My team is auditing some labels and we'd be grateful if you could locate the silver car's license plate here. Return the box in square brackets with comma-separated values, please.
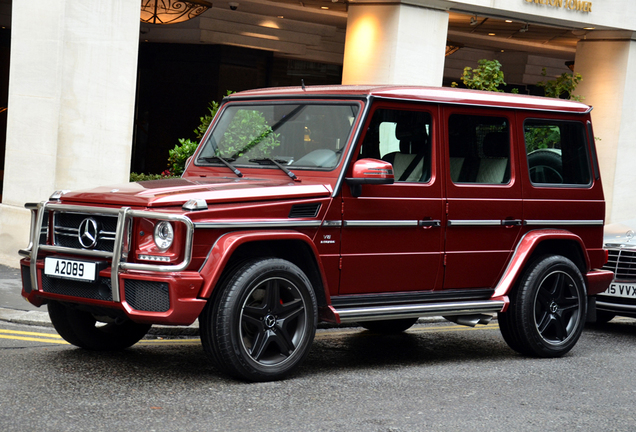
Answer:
[44, 257, 97, 282]
[602, 282, 636, 299]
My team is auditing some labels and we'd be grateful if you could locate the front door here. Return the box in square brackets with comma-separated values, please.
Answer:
[339, 103, 444, 295]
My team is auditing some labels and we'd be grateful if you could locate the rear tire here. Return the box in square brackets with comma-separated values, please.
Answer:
[498, 255, 586, 357]
[360, 318, 418, 333]
[48, 301, 151, 350]
[200, 258, 317, 382]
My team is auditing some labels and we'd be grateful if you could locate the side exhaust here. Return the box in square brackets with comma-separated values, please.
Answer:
[443, 314, 493, 327]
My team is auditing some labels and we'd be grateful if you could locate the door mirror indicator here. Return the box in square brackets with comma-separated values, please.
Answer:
[345, 159, 395, 197]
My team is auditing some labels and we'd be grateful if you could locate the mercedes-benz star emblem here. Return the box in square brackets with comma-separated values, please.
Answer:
[78, 218, 99, 249]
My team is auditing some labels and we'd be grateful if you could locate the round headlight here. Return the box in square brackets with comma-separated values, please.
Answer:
[154, 221, 174, 251]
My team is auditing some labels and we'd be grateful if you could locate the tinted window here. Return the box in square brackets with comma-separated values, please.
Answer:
[359, 109, 432, 182]
[524, 120, 591, 186]
[448, 115, 510, 184]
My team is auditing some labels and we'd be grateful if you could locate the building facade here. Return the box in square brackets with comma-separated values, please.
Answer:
[0, 0, 635, 266]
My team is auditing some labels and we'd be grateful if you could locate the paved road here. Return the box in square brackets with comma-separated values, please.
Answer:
[1, 317, 636, 431]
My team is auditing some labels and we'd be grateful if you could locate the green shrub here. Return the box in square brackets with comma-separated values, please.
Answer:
[167, 138, 199, 176]
[217, 110, 280, 159]
[537, 68, 583, 101]
[453, 59, 506, 92]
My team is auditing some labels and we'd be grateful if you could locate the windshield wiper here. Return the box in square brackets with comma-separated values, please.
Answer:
[200, 156, 243, 178]
[249, 158, 300, 182]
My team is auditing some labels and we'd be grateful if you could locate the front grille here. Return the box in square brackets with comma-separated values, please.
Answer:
[53, 212, 118, 252]
[41, 274, 113, 301]
[603, 249, 636, 281]
[124, 280, 170, 312]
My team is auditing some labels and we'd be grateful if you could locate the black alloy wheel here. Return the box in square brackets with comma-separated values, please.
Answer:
[498, 255, 586, 357]
[200, 258, 317, 382]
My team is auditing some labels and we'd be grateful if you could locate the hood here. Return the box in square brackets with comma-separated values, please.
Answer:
[59, 177, 332, 208]
[604, 219, 636, 248]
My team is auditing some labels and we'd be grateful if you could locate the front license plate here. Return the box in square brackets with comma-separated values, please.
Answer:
[44, 257, 97, 282]
[602, 282, 636, 299]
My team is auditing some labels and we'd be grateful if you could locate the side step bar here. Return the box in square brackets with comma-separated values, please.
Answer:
[331, 300, 505, 324]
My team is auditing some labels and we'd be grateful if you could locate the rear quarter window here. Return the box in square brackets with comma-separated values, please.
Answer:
[524, 119, 591, 187]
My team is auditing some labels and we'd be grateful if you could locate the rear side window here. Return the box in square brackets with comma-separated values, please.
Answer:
[524, 120, 591, 186]
[448, 114, 510, 184]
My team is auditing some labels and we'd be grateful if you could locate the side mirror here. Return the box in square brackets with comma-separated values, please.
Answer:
[345, 158, 394, 197]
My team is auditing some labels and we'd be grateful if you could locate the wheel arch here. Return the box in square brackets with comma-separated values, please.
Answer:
[198, 231, 330, 308]
[493, 229, 590, 301]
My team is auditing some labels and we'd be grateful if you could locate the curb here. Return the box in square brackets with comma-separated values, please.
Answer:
[0, 307, 448, 336]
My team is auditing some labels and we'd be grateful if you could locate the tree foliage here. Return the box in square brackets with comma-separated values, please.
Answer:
[537, 68, 583, 101]
[454, 59, 507, 92]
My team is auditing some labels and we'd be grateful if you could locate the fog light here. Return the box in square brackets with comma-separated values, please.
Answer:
[154, 221, 174, 251]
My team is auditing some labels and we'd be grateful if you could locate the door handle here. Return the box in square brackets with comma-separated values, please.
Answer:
[501, 219, 523, 227]
[419, 220, 441, 228]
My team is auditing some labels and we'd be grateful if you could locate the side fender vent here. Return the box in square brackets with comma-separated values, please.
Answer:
[289, 203, 321, 218]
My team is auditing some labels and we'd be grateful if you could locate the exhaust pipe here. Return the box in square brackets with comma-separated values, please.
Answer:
[443, 314, 493, 327]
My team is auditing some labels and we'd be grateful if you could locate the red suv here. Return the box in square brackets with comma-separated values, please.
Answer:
[19, 86, 613, 381]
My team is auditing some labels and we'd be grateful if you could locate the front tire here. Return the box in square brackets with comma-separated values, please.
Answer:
[498, 255, 586, 357]
[200, 258, 317, 382]
[48, 301, 151, 350]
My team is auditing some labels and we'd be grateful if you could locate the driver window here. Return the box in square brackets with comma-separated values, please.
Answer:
[359, 109, 432, 182]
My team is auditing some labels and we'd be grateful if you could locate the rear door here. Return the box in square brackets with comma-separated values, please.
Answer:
[442, 107, 523, 291]
[339, 102, 444, 295]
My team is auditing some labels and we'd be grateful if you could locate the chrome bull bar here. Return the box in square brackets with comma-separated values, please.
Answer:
[19, 202, 194, 302]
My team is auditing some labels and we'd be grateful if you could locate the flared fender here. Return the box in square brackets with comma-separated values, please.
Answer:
[197, 230, 331, 300]
[492, 229, 592, 303]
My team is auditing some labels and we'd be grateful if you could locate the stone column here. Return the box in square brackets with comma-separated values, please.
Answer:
[0, 0, 140, 266]
[342, 3, 449, 86]
[574, 34, 636, 223]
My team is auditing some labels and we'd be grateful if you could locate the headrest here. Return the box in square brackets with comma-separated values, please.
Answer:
[395, 116, 428, 154]
[482, 132, 509, 158]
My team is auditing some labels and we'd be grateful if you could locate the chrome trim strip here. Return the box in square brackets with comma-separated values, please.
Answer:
[344, 220, 420, 227]
[448, 220, 501, 227]
[194, 220, 322, 229]
[596, 301, 636, 312]
[334, 300, 505, 323]
[322, 220, 342, 227]
[525, 220, 604, 226]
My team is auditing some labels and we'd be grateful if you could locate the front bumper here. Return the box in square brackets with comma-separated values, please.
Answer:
[19, 202, 206, 325]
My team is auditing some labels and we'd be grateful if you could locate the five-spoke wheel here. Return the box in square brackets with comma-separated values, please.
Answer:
[498, 255, 586, 357]
[200, 258, 317, 382]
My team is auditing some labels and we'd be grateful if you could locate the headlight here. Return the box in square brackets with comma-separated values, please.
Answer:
[154, 221, 174, 251]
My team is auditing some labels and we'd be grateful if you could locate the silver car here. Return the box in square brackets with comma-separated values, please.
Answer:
[599, 219, 636, 322]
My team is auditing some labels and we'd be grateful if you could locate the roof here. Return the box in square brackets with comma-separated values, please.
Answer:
[228, 85, 591, 114]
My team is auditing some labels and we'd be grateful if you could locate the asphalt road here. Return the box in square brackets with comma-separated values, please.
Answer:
[1, 318, 636, 432]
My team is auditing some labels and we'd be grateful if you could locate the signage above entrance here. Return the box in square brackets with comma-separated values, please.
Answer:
[524, 0, 592, 13]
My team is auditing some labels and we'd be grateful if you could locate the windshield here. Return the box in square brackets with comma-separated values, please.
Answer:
[196, 102, 360, 170]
